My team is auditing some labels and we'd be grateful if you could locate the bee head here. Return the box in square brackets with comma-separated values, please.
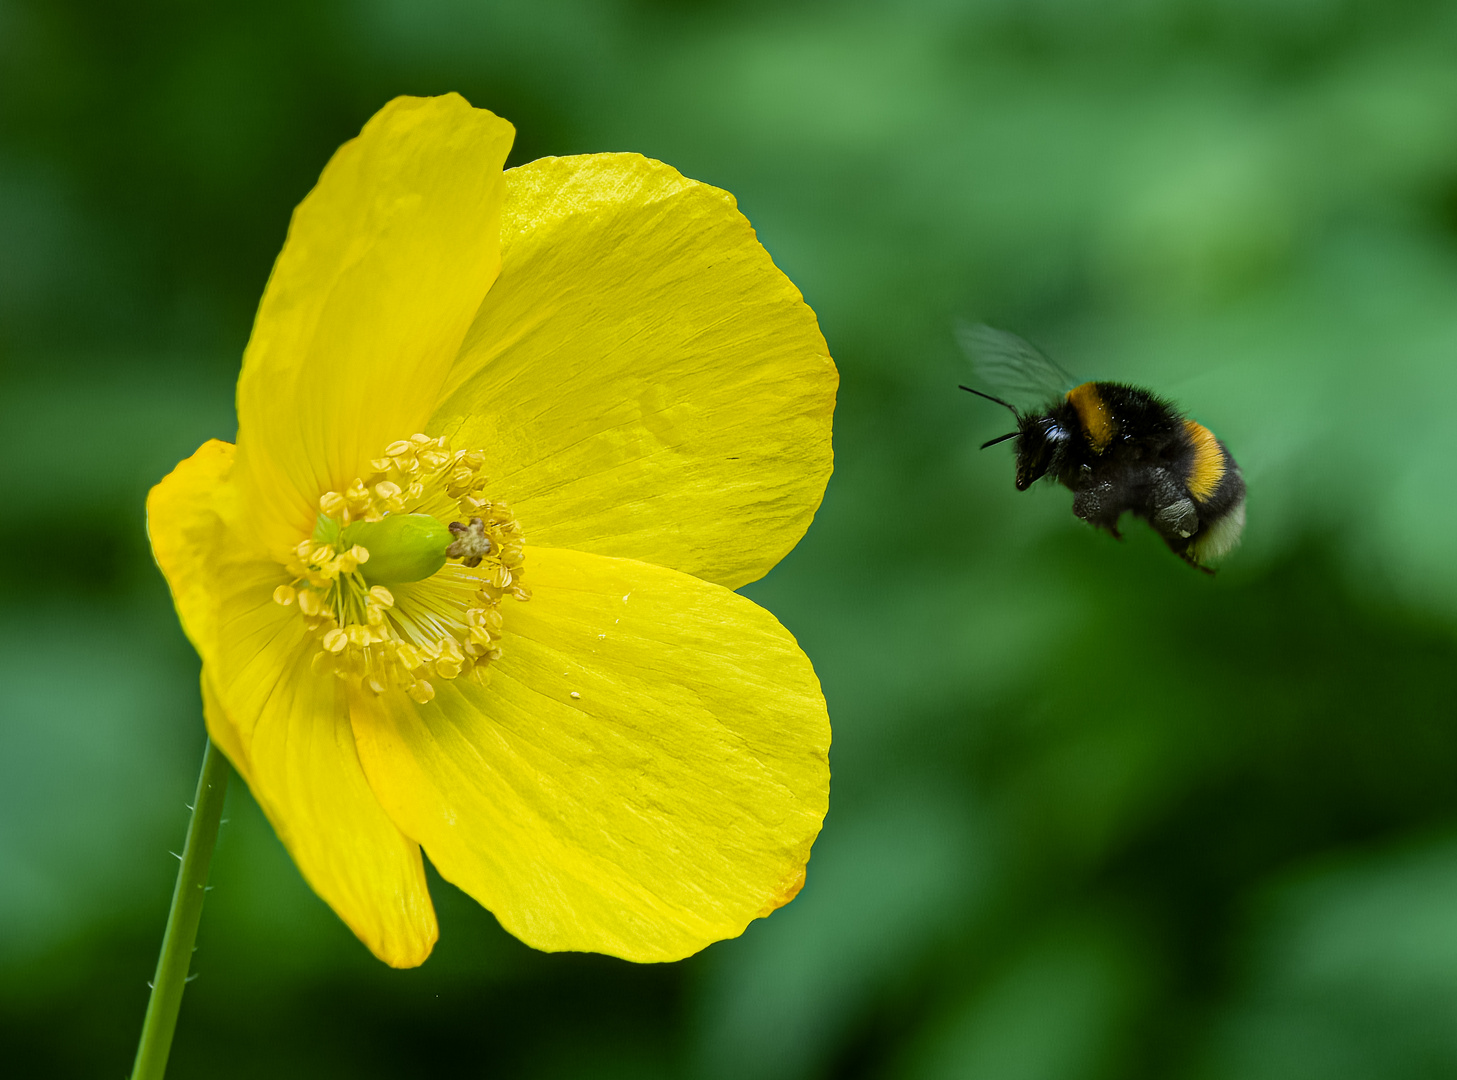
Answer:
[962, 385, 1067, 491]
[1013, 415, 1067, 491]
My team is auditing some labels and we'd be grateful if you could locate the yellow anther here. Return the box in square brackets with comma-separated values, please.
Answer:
[466, 607, 504, 631]
[288, 433, 533, 695]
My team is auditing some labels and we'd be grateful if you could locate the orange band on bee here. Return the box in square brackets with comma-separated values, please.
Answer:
[1184, 420, 1226, 500]
[1067, 382, 1116, 452]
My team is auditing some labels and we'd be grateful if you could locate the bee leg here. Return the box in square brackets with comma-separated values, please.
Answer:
[1152, 496, 1199, 544]
[1183, 551, 1217, 576]
[1072, 480, 1125, 539]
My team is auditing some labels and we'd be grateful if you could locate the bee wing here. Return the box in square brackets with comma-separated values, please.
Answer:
[957, 322, 1079, 410]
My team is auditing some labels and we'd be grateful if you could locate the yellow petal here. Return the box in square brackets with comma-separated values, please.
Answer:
[147, 439, 261, 778]
[200, 669, 253, 788]
[350, 546, 831, 962]
[213, 629, 439, 967]
[148, 443, 438, 966]
[146, 439, 239, 654]
[429, 154, 837, 590]
[234, 94, 515, 557]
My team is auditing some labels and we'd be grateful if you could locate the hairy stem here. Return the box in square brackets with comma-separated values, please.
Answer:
[130, 738, 230, 1080]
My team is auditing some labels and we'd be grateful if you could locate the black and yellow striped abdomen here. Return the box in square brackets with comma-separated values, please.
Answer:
[1183, 420, 1227, 502]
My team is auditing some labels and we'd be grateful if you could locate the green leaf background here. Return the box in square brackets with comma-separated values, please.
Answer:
[7, 0, 1457, 1075]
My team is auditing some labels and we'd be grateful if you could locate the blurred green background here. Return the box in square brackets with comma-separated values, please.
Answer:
[7, 0, 1457, 1076]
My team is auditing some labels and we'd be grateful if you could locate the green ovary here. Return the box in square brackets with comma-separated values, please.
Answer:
[343, 514, 453, 584]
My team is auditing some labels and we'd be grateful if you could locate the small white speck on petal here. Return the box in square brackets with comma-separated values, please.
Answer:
[570, 691, 581, 700]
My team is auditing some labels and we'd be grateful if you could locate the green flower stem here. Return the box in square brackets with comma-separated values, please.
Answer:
[130, 738, 230, 1080]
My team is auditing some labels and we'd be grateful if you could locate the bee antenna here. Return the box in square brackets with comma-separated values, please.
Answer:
[980, 431, 1020, 449]
[959, 385, 1019, 416]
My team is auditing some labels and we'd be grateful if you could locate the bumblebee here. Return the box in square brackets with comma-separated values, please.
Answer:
[959, 324, 1245, 571]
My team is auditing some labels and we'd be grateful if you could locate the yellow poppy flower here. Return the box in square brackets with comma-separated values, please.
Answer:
[145, 94, 836, 967]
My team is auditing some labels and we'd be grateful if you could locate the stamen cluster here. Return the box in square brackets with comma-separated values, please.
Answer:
[271, 433, 528, 703]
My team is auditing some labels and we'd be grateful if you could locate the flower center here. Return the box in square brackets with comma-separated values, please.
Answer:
[271, 432, 527, 703]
